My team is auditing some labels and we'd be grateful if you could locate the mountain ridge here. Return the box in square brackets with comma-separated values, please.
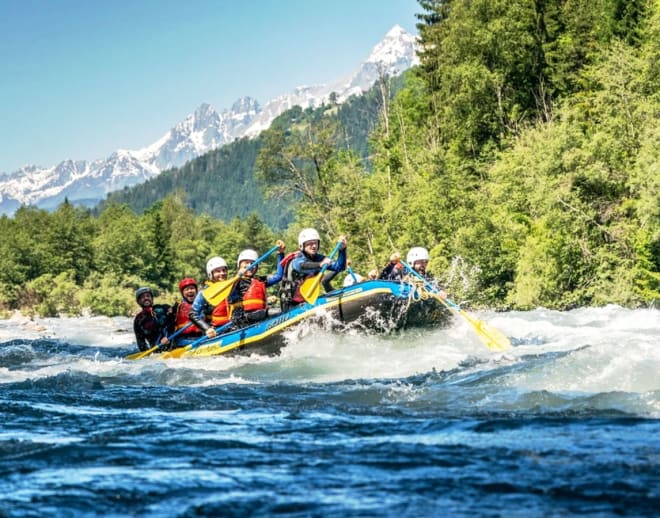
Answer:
[0, 25, 419, 215]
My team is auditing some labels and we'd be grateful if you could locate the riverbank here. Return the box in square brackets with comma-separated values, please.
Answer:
[0, 310, 133, 347]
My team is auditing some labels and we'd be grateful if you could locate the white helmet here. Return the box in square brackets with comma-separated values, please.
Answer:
[406, 247, 430, 264]
[237, 248, 259, 267]
[206, 256, 228, 278]
[298, 228, 321, 249]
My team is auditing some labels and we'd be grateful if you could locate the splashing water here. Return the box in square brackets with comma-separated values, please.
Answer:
[1, 307, 658, 516]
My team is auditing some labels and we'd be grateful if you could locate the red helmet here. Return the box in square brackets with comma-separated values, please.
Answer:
[178, 277, 197, 293]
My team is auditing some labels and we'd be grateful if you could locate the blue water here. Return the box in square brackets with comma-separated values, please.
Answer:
[1, 307, 659, 517]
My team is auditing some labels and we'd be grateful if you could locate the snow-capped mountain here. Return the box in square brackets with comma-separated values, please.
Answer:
[244, 25, 419, 136]
[0, 99, 262, 212]
[135, 98, 261, 170]
[0, 25, 419, 214]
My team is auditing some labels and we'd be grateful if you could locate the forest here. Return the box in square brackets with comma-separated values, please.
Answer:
[0, 0, 657, 317]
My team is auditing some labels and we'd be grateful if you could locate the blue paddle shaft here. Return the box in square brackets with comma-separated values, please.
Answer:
[319, 241, 342, 275]
[165, 321, 193, 342]
[189, 321, 233, 349]
[246, 245, 280, 272]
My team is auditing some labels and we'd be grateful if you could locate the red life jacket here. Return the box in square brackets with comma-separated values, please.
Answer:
[174, 300, 198, 335]
[292, 284, 305, 304]
[281, 251, 313, 304]
[211, 299, 230, 326]
[241, 278, 267, 312]
[280, 251, 298, 268]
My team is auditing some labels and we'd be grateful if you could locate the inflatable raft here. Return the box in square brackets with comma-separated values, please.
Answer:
[161, 279, 451, 359]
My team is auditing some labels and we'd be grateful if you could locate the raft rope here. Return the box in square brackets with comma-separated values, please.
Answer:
[405, 277, 434, 304]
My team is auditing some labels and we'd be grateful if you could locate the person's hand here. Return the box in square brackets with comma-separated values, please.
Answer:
[368, 269, 378, 280]
[347, 259, 353, 266]
[276, 239, 286, 253]
[160, 336, 170, 346]
[267, 295, 277, 305]
[206, 327, 217, 339]
[337, 235, 347, 250]
[320, 257, 332, 267]
[437, 289, 447, 300]
[389, 252, 401, 264]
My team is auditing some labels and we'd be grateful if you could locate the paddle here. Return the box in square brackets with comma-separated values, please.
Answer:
[300, 241, 343, 304]
[125, 322, 194, 360]
[202, 245, 280, 306]
[163, 321, 234, 359]
[347, 260, 359, 283]
[401, 260, 511, 352]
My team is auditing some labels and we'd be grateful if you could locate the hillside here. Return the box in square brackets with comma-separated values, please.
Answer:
[100, 75, 405, 228]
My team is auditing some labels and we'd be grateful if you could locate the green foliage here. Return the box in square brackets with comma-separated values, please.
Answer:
[0, 217, 28, 308]
[79, 273, 139, 317]
[141, 204, 176, 289]
[102, 137, 292, 230]
[1, 0, 658, 316]
[417, 0, 550, 161]
[94, 203, 149, 279]
[256, 114, 344, 226]
[22, 271, 81, 317]
[329, 0, 658, 309]
[0, 195, 285, 316]
[630, 228, 660, 302]
[45, 201, 96, 283]
[485, 22, 659, 308]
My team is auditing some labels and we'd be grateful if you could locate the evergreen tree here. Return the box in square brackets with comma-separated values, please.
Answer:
[94, 203, 150, 280]
[45, 200, 96, 284]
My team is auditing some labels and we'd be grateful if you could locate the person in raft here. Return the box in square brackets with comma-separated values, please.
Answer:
[188, 256, 231, 339]
[378, 247, 432, 281]
[278, 228, 347, 312]
[166, 277, 203, 349]
[227, 241, 286, 328]
[133, 287, 171, 352]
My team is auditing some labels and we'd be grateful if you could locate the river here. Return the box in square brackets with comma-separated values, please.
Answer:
[1, 306, 658, 516]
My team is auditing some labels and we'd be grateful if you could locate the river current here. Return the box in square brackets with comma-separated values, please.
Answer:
[1, 306, 658, 517]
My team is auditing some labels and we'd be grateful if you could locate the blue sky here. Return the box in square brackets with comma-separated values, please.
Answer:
[0, 0, 420, 173]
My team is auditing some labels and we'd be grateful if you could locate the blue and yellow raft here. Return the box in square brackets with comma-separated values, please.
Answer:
[161, 279, 451, 359]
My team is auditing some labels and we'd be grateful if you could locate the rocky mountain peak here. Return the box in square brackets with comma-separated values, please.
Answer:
[0, 26, 419, 215]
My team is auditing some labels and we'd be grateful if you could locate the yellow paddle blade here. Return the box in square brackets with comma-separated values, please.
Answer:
[161, 345, 191, 359]
[202, 276, 237, 306]
[125, 345, 159, 361]
[299, 273, 323, 304]
[430, 293, 510, 352]
[458, 309, 511, 351]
